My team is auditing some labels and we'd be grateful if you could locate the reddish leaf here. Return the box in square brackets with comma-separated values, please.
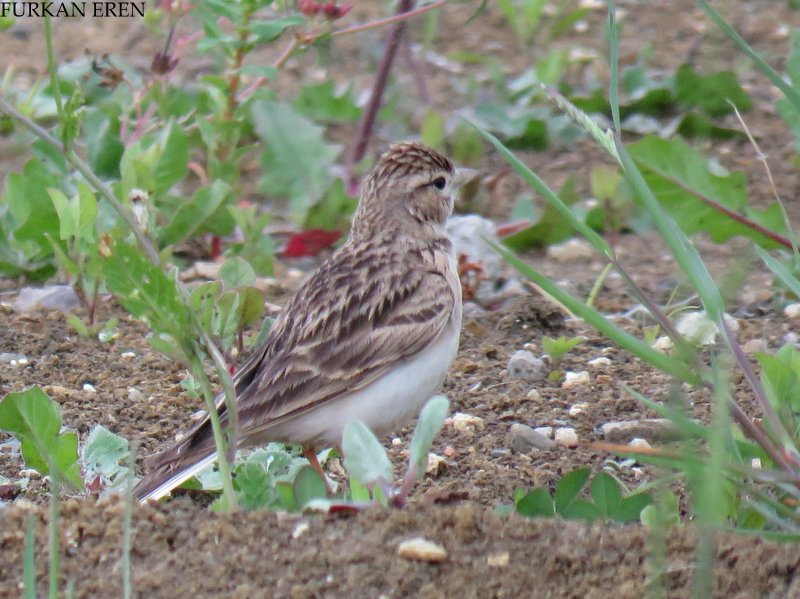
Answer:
[209, 235, 223, 260]
[282, 229, 342, 258]
[496, 221, 532, 238]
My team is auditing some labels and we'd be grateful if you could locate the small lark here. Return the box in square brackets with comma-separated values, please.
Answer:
[134, 142, 471, 502]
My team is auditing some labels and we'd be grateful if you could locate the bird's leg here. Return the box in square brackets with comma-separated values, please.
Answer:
[303, 446, 334, 496]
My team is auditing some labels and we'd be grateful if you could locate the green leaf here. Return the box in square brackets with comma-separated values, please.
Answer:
[612, 492, 652, 523]
[84, 107, 124, 179]
[233, 462, 274, 510]
[212, 290, 242, 351]
[219, 256, 256, 289]
[248, 14, 304, 43]
[189, 281, 222, 332]
[628, 136, 788, 248]
[756, 344, 800, 411]
[3, 159, 62, 253]
[554, 467, 591, 514]
[0, 387, 82, 488]
[515, 488, 555, 518]
[252, 100, 341, 223]
[675, 64, 753, 117]
[82, 425, 130, 482]
[408, 396, 449, 475]
[47, 184, 97, 242]
[158, 180, 231, 247]
[236, 287, 265, 328]
[589, 472, 622, 518]
[153, 121, 189, 195]
[101, 240, 191, 340]
[342, 419, 393, 487]
[293, 465, 328, 508]
[502, 176, 581, 249]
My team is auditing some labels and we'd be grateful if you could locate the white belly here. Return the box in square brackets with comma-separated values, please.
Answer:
[271, 313, 461, 448]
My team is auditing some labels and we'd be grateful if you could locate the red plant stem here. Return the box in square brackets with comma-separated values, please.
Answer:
[644, 163, 794, 250]
[330, 0, 446, 39]
[401, 34, 430, 105]
[346, 0, 415, 190]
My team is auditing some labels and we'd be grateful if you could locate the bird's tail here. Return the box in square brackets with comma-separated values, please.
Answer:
[133, 446, 218, 503]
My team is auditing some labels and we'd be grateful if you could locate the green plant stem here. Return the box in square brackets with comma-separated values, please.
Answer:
[190, 355, 238, 510]
[586, 261, 613, 307]
[48, 475, 60, 599]
[43, 16, 65, 146]
[606, 0, 620, 134]
[23, 514, 36, 599]
[122, 443, 137, 599]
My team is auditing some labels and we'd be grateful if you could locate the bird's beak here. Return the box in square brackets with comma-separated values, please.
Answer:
[453, 167, 480, 188]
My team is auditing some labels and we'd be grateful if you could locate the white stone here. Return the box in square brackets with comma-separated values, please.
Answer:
[397, 538, 447, 562]
[568, 402, 589, 416]
[588, 356, 611, 368]
[562, 371, 590, 388]
[526, 389, 541, 400]
[554, 427, 579, 447]
[784, 303, 800, 319]
[546, 238, 594, 262]
[507, 350, 546, 381]
[83, 383, 97, 394]
[652, 336, 673, 352]
[128, 388, 145, 402]
[120, 351, 136, 359]
[450, 412, 485, 433]
[628, 438, 651, 449]
[487, 552, 510, 567]
[533, 426, 553, 438]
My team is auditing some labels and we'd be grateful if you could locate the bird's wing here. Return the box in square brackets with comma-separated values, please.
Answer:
[149, 240, 456, 461]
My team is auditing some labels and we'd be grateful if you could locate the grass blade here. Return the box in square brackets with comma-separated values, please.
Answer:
[488, 239, 699, 384]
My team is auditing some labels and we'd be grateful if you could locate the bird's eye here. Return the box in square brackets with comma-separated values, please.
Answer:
[431, 176, 447, 191]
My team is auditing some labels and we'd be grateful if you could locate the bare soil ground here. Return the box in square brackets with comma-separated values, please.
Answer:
[2, 1, 800, 597]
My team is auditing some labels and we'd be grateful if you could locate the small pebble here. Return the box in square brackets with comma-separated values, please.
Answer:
[562, 371, 590, 389]
[291, 522, 310, 539]
[588, 356, 611, 368]
[468, 382, 483, 393]
[547, 238, 594, 261]
[507, 350, 546, 381]
[751, 458, 762, 469]
[426, 453, 448, 476]
[128, 388, 145, 402]
[784, 303, 800, 319]
[450, 412, 485, 433]
[83, 383, 97, 394]
[19, 469, 41, 479]
[120, 351, 136, 359]
[629, 438, 651, 449]
[487, 552, 510, 567]
[651, 336, 673, 352]
[741, 339, 765, 354]
[508, 423, 556, 452]
[391, 437, 402, 446]
[554, 427, 579, 447]
[397, 538, 447, 563]
[526, 389, 541, 400]
[568, 402, 588, 416]
[533, 426, 552, 438]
